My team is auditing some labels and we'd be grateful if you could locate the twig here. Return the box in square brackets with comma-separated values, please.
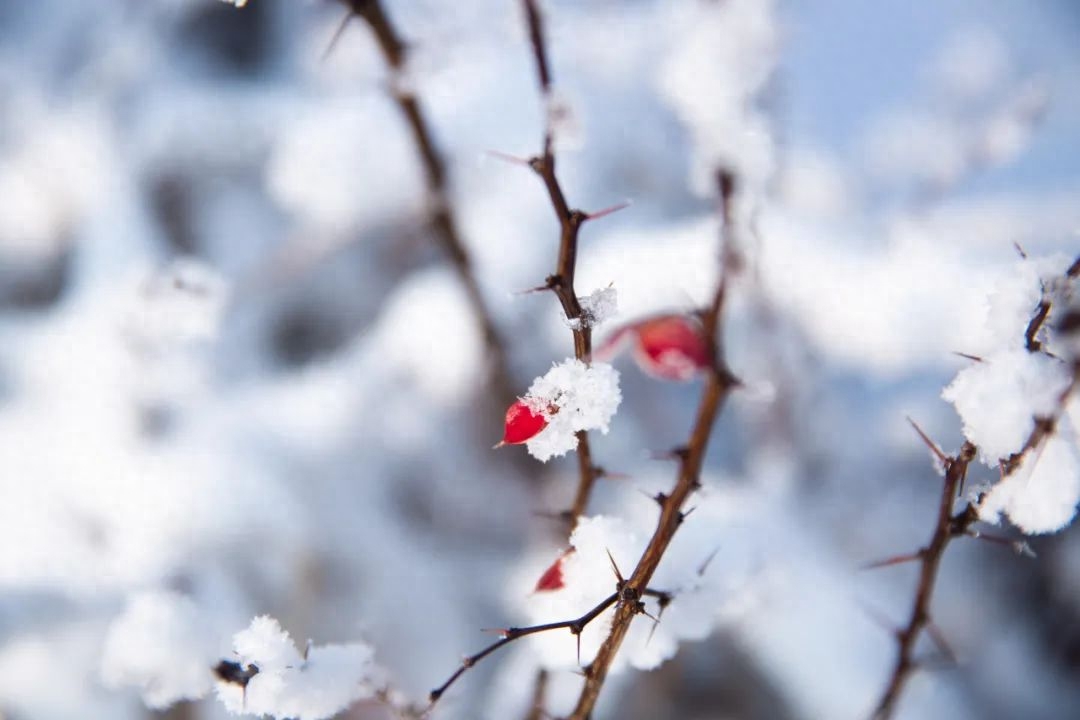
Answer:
[427, 592, 618, 706]
[869, 440, 976, 720]
[523, 669, 550, 720]
[518, 0, 607, 530]
[564, 170, 742, 720]
[340, 0, 516, 409]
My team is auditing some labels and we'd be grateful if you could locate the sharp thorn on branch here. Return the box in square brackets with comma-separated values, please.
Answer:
[906, 417, 948, 465]
[861, 551, 923, 571]
[484, 149, 532, 166]
[584, 200, 632, 221]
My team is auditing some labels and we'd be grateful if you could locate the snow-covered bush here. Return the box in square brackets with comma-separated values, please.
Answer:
[1, 1, 1079, 720]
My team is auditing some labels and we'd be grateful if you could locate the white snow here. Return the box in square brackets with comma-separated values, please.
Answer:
[566, 286, 618, 331]
[943, 349, 1071, 463]
[217, 616, 379, 720]
[101, 591, 218, 708]
[522, 359, 622, 461]
[978, 400, 1080, 534]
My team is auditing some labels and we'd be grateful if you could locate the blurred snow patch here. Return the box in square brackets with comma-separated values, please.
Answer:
[126, 258, 229, 350]
[266, 98, 422, 231]
[658, 0, 778, 194]
[101, 590, 217, 708]
[372, 268, 484, 406]
[218, 616, 378, 720]
[933, 27, 1011, 100]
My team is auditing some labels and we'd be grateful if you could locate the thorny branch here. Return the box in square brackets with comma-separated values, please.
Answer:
[339, 0, 516, 410]
[518, 0, 608, 530]
[424, 573, 674, 710]
[870, 255, 1080, 720]
[564, 172, 741, 720]
[868, 439, 977, 720]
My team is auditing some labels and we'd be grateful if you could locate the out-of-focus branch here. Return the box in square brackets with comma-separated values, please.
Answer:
[869, 439, 976, 720]
[340, 0, 516, 409]
[565, 171, 742, 720]
[870, 256, 1080, 720]
[523, 669, 550, 720]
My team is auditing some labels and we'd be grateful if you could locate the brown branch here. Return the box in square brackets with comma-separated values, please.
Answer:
[565, 170, 741, 720]
[427, 592, 618, 706]
[871, 258, 1080, 719]
[870, 441, 976, 720]
[523, 669, 550, 720]
[519, 0, 611, 529]
[1023, 252, 1080, 353]
[342, 0, 516, 409]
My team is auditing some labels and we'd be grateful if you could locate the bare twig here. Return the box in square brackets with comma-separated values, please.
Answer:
[869, 440, 976, 720]
[427, 592, 618, 706]
[517, 0, 636, 530]
[564, 170, 742, 720]
[340, 0, 516, 409]
[523, 669, 550, 720]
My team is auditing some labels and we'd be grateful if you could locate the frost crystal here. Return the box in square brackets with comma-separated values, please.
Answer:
[217, 616, 378, 720]
[523, 360, 621, 462]
[101, 591, 217, 709]
[567, 287, 618, 331]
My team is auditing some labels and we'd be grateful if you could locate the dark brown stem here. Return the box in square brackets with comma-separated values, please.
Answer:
[870, 442, 976, 720]
[871, 259, 1080, 719]
[520, 0, 602, 528]
[565, 171, 741, 720]
[427, 592, 619, 706]
[523, 669, 550, 720]
[344, 0, 516, 409]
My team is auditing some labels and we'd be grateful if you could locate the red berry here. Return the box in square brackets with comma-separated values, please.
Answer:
[499, 399, 548, 446]
[534, 551, 571, 592]
[633, 315, 710, 381]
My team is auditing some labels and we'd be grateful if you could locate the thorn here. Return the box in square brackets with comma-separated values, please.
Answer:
[638, 605, 659, 622]
[605, 548, 625, 584]
[492, 441, 506, 449]
[925, 620, 957, 666]
[856, 600, 897, 635]
[576, 632, 582, 667]
[584, 200, 632, 221]
[652, 491, 668, 507]
[533, 509, 574, 524]
[513, 283, 554, 296]
[596, 467, 630, 481]
[952, 351, 984, 363]
[321, 10, 354, 63]
[1014, 241, 1028, 260]
[480, 627, 510, 637]
[1014, 541, 1037, 558]
[907, 417, 948, 465]
[681, 506, 698, 522]
[648, 448, 686, 462]
[697, 546, 721, 577]
[484, 149, 532, 167]
[861, 551, 923, 571]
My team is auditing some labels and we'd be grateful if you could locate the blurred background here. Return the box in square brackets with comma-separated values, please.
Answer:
[0, 0, 1079, 718]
